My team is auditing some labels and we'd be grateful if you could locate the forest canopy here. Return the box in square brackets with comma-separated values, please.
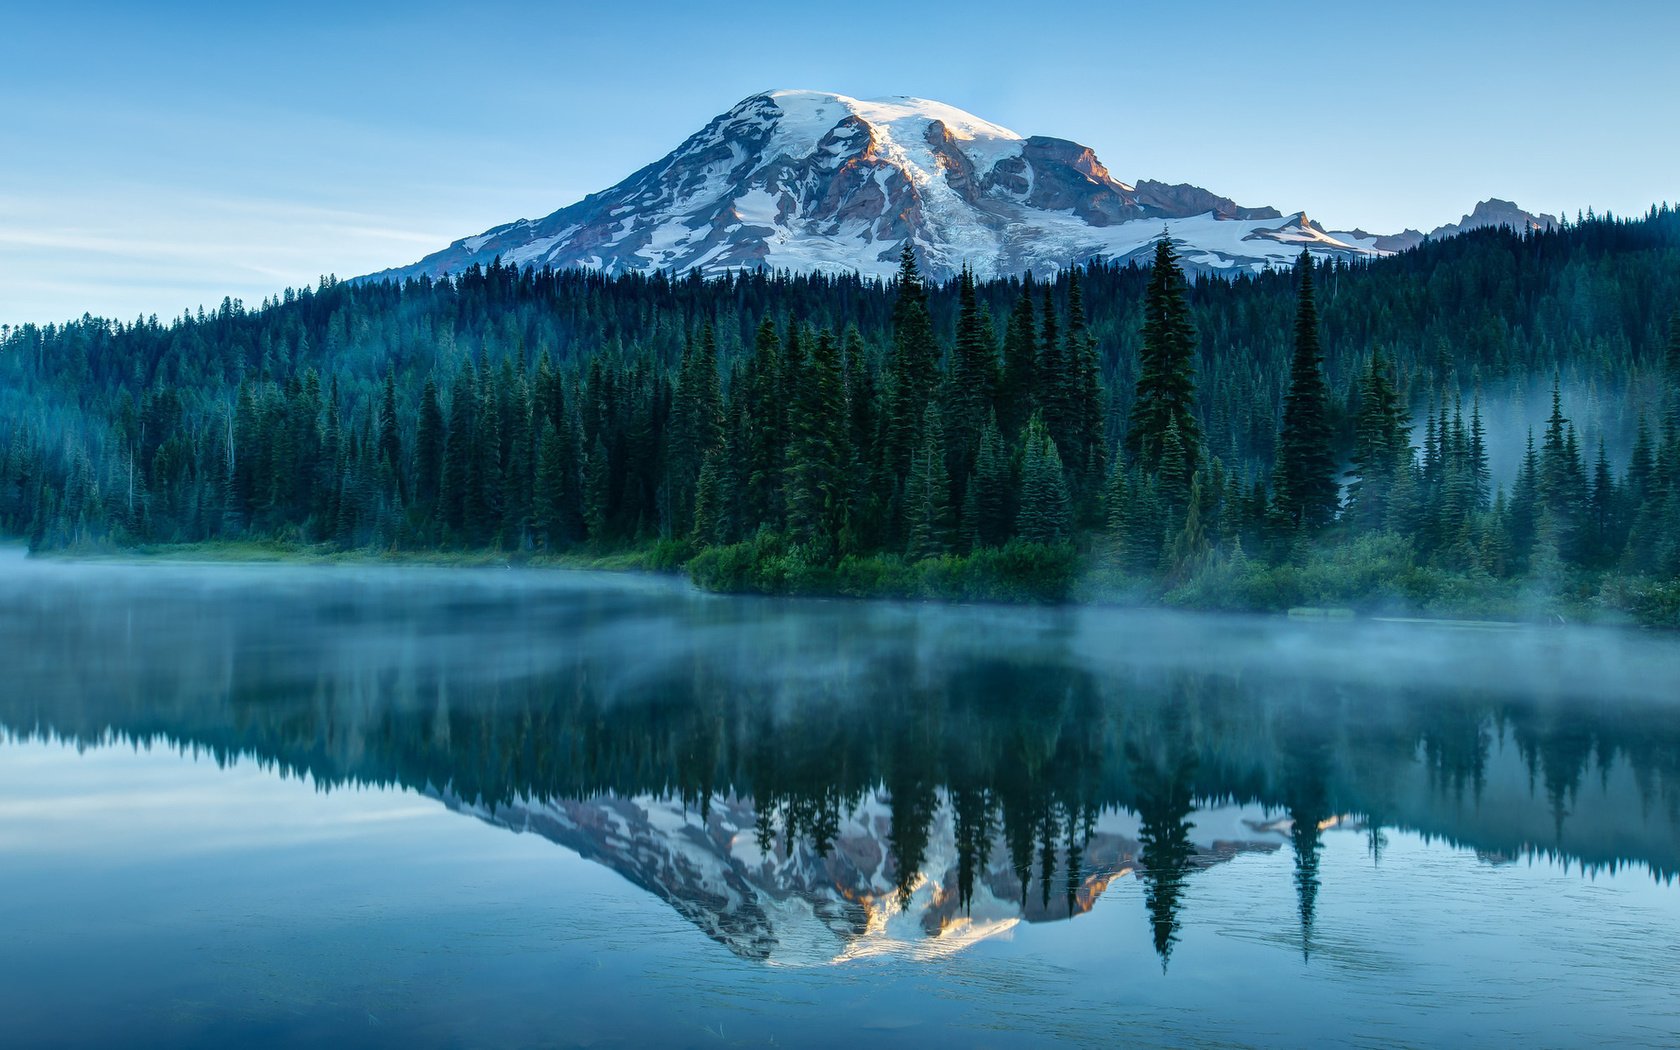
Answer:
[3, 205, 1678, 620]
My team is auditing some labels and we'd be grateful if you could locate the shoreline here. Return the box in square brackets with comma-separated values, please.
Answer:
[16, 539, 1675, 629]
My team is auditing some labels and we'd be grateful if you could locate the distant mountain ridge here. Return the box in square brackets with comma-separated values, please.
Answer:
[361, 89, 1556, 283]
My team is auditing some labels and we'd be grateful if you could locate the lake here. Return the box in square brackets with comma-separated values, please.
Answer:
[1, 550, 1677, 1048]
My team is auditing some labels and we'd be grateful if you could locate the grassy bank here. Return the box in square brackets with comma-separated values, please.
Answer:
[22, 534, 1679, 628]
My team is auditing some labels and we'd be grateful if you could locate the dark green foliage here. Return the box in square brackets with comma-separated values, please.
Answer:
[688, 533, 1078, 604]
[1016, 413, 1071, 545]
[5, 210, 1680, 611]
[1274, 252, 1338, 531]
[1127, 237, 1201, 479]
[1344, 350, 1407, 530]
[943, 265, 996, 506]
[414, 376, 445, 516]
[905, 405, 953, 561]
[883, 243, 940, 542]
[785, 329, 850, 552]
[999, 276, 1037, 439]
[969, 412, 1014, 549]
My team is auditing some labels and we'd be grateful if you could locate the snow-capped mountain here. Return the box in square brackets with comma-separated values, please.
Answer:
[367, 90, 1555, 284]
[1332, 198, 1561, 254]
[439, 787, 1286, 965]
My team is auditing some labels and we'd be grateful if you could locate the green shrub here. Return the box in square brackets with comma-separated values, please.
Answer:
[689, 538, 1079, 604]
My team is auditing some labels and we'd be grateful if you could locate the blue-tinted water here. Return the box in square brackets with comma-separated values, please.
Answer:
[1, 552, 1677, 1047]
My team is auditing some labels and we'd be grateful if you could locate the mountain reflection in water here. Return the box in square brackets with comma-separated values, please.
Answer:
[3, 552, 1677, 971]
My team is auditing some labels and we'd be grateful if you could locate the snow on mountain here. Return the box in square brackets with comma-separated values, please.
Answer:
[1331, 198, 1561, 254]
[366, 90, 1551, 284]
[437, 787, 1284, 965]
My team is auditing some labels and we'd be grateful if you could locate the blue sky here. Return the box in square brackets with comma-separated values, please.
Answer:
[4, 0, 1676, 326]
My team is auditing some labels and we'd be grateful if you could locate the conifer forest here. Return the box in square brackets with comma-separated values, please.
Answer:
[4, 209, 1679, 622]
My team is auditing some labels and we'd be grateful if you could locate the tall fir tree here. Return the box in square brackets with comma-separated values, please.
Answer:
[377, 367, 406, 506]
[1274, 251, 1338, 531]
[969, 412, 1013, 549]
[886, 243, 938, 484]
[999, 275, 1038, 439]
[785, 329, 851, 551]
[944, 265, 996, 507]
[414, 376, 445, 516]
[904, 404, 952, 561]
[1127, 236, 1201, 479]
[1016, 412, 1071, 545]
[440, 361, 476, 538]
[1344, 349, 1406, 530]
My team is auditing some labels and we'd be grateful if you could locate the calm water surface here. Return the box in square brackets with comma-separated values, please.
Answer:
[2, 551, 1678, 1048]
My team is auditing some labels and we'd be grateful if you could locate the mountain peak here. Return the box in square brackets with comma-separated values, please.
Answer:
[363, 92, 1539, 285]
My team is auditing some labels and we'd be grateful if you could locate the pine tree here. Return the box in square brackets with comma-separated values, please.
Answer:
[440, 362, 476, 538]
[1127, 236, 1201, 478]
[415, 376, 445, 515]
[692, 449, 722, 545]
[1016, 412, 1071, 545]
[1118, 467, 1165, 574]
[1345, 349, 1405, 530]
[1068, 268, 1106, 511]
[377, 367, 406, 506]
[904, 404, 952, 561]
[502, 366, 534, 548]
[1156, 419, 1191, 517]
[971, 412, 1013, 548]
[944, 265, 996, 503]
[535, 420, 569, 549]
[1275, 251, 1338, 531]
[743, 318, 784, 525]
[1166, 474, 1210, 579]
[1587, 439, 1616, 566]
[885, 244, 939, 513]
[1037, 282, 1067, 454]
[1102, 457, 1130, 560]
[583, 435, 610, 542]
[467, 358, 503, 546]
[1507, 431, 1540, 565]
[785, 329, 850, 551]
[999, 276, 1038, 439]
[1666, 309, 1680, 434]
[1468, 394, 1491, 510]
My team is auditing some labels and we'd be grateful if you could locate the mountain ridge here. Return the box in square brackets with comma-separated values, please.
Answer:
[363, 89, 1555, 282]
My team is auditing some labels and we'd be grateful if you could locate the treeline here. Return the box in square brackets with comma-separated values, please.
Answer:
[2, 206, 1679, 614]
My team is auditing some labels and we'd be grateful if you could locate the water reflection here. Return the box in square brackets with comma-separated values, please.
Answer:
[3, 553, 1678, 968]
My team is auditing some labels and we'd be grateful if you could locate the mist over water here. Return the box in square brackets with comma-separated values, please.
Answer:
[2, 550, 1677, 1047]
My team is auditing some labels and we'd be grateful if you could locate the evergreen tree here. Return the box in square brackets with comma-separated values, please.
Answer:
[377, 367, 405, 506]
[743, 318, 785, 525]
[1345, 349, 1405, 530]
[1274, 251, 1338, 531]
[944, 265, 996, 503]
[885, 244, 939, 515]
[971, 412, 1013, 548]
[583, 435, 610, 542]
[415, 376, 445, 515]
[1507, 431, 1541, 565]
[534, 420, 569, 548]
[1117, 467, 1165, 574]
[904, 404, 952, 561]
[1068, 268, 1106, 510]
[1016, 413, 1071, 545]
[785, 329, 850, 551]
[440, 362, 476, 538]
[999, 276, 1038, 438]
[1127, 237, 1201, 478]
